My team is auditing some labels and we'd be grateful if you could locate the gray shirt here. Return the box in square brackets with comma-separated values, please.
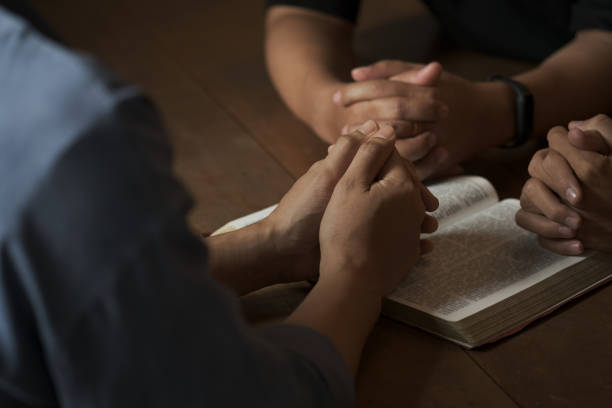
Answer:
[0, 6, 353, 407]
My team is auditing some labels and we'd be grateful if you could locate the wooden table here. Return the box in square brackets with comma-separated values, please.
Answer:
[32, 0, 612, 406]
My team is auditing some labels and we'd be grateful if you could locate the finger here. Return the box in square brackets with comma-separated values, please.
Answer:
[348, 97, 447, 124]
[341, 125, 396, 188]
[567, 127, 611, 155]
[545, 127, 609, 200]
[335, 79, 438, 107]
[325, 120, 379, 178]
[396, 155, 439, 211]
[377, 146, 414, 187]
[519, 178, 582, 230]
[344, 120, 435, 139]
[420, 239, 434, 255]
[390, 62, 443, 86]
[420, 183, 439, 212]
[515, 209, 576, 239]
[411, 147, 449, 181]
[538, 237, 584, 256]
[352, 60, 424, 81]
[394, 132, 437, 161]
[569, 114, 612, 147]
[528, 141, 582, 206]
[421, 214, 438, 234]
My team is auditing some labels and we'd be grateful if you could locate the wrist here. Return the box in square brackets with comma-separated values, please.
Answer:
[206, 221, 281, 294]
[476, 81, 516, 146]
[309, 80, 348, 143]
[319, 255, 384, 302]
[317, 266, 382, 315]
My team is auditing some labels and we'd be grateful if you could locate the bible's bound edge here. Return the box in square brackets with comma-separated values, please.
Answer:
[382, 252, 612, 349]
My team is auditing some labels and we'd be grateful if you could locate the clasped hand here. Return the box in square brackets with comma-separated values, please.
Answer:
[265, 120, 439, 294]
[331, 59, 510, 180]
[516, 114, 612, 255]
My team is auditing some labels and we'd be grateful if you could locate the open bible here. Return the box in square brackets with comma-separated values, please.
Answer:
[212, 176, 612, 348]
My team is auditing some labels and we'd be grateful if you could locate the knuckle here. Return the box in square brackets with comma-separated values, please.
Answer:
[515, 210, 530, 229]
[308, 160, 323, 173]
[362, 137, 388, 153]
[373, 81, 386, 95]
[427, 87, 440, 102]
[338, 175, 357, 192]
[527, 149, 546, 177]
[549, 206, 567, 223]
[390, 99, 404, 119]
[521, 178, 538, 198]
[546, 126, 566, 144]
[399, 175, 417, 192]
[592, 113, 610, 127]
[577, 161, 600, 184]
[540, 152, 556, 174]
[340, 131, 364, 146]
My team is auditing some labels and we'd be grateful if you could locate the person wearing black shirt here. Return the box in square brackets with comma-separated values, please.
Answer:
[265, 0, 612, 179]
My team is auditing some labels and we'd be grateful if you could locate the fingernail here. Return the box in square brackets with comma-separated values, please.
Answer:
[564, 216, 580, 230]
[352, 67, 368, 78]
[374, 125, 394, 140]
[568, 121, 583, 129]
[427, 133, 437, 148]
[438, 104, 449, 118]
[569, 241, 584, 255]
[436, 148, 449, 164]
[332, 90, 342, 104]
[558, 226, 573, 237]
[358, 120, 378, 134]
[328, 144, 335, 153]
[565, 188, 578, 204]
[417, 63, 431, 76]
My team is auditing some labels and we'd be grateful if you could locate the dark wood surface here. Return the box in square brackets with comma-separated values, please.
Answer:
[31, 1, 612, 406]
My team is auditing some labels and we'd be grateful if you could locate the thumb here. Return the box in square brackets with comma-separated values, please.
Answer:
[568, 124, 612, 155]
[352, 60, 423, 81]
[390, 61, 443, 86]
[342, 126, 396, 188]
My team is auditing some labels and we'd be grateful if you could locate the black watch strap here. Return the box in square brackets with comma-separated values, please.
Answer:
[488, 75, 534, 148]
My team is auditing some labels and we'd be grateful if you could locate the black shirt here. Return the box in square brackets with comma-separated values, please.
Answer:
[267, 0, 612, 61]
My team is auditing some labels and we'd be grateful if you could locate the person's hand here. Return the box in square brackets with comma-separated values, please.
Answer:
[329, 62, 449, 179]
[318, 125, 438, 296]
[350, 60, 516, 180]
[266, 120, 438, 284]
[515, 114, 612, 255]
[263, 120, 381, 283]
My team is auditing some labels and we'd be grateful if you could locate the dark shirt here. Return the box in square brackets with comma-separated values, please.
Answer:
[0, 5, 353, 407]
[267, 0, 612, 61]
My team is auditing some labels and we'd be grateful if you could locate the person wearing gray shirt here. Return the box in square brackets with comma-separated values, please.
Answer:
[0, 3, 437, 407]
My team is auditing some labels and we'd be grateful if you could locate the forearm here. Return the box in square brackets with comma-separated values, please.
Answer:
[514, 30, 612, 137]
[205, 221, 284, 295]
[265, 6, 355, 141]
[286, 267, 381, 376]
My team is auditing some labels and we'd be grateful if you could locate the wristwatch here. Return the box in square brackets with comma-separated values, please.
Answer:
[488, 75, 534, 148]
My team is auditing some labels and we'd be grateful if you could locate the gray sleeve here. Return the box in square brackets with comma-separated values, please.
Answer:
[38, 216, 355, 408]
[257, 324, 355, 406]
[1, 7, 355, 405]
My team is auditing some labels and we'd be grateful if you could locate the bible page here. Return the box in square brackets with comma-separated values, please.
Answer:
[426, 175, 499, 230]
[212, 205, 277, 236]
[388, 199, 588, 321]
